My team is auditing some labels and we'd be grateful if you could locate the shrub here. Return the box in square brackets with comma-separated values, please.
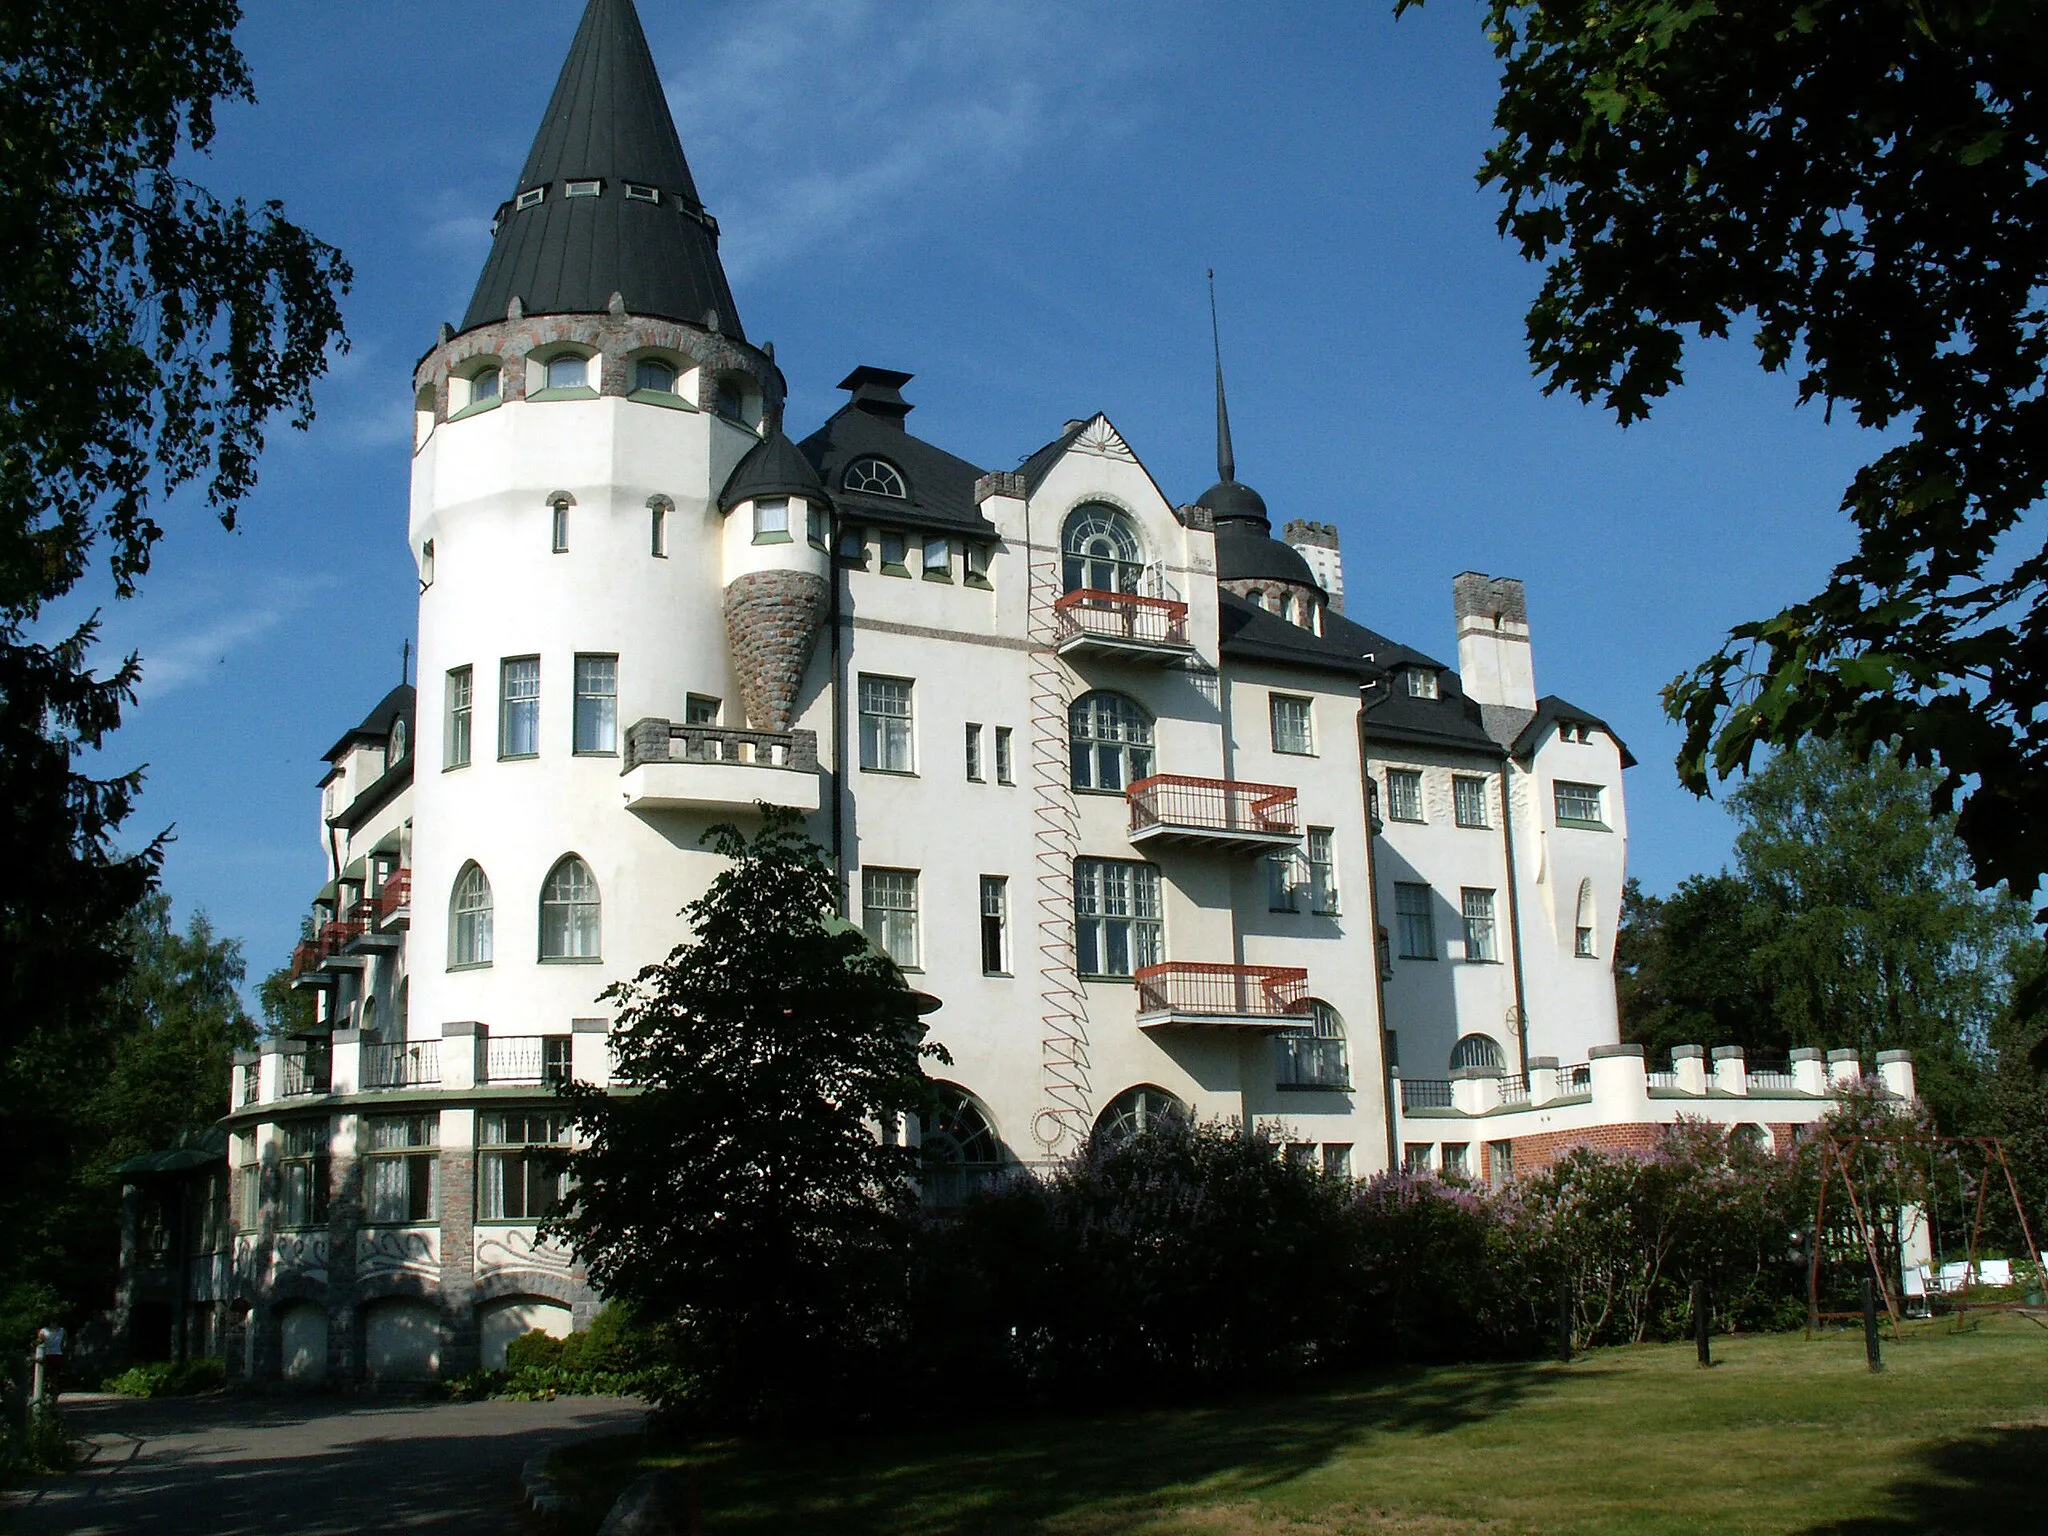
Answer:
[494, 1306, 679, 1400]
[104, 1357, 226, 1398]
[1344, 1171, 1542, 1362]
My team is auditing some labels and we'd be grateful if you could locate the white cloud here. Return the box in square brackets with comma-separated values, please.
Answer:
[663, 0, 1148, 279]
[100, 573, 332, 702]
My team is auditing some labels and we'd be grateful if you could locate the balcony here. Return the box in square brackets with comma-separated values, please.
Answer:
[620, 719, 821, 813]
[1127, 775, 1301, 853]
[288, 938, 333, 989]
[1134, 962, 1311, 1029]
[278, 1049, 330, 1098]
[342, 896, 399, 954]
[1054, 590, 1195, 664]
[321, 913, 370, 970]
[362, 1040, 440, 1089]
[370, 869, 411, 932]
[481, 1034, 573, 1085]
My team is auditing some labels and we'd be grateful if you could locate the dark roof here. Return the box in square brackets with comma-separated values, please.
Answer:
[1217, 592, 1381, 683]
[1196, 478, 1269, 523]
[114, 1126, 227, 1178]
[1513, 694, 1639, 768]
[1019, 420, 1086, 493]
[323, 684, 415, 764]
[797, 370, 991, 536]
[460, 0, 744, 336]
[720, 426, 827, 512]
[1215, 523, 1321, 591]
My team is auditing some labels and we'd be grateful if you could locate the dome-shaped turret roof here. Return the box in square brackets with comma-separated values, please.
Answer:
[719, 425, 827, 512]
[1215, 523, 1320, 589]
[1196, 478, 1269, 524]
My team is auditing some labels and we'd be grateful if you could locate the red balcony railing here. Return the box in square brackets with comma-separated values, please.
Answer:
[1134, 962, 1311, 1023]
[371, 868, 411, 923]
[321, 916, 364, 951]
[290, 940, 324, 978]
[1054, 589, 1190, 649]
[1127, 775, 1299, 839]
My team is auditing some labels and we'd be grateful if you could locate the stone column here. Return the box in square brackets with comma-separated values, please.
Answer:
[438, 1108, 479, 1377]
[329, 1029, 361, 1096]
[442, 1020, 479, 1091]
[1877, 1049, 1916, 1102]
[1827, 1049, 1862, 1090]
[572, 1017, 612, 1086]
[1791, 1047, 1827, 1095]
[1528, 1056, 1562, 1105]
[1673, 1044, 1707, 1095]
[326, 1112, 362, 1383]
[1589, 1043, 1651, 1122]
[1711, 1045, 1748, 1096]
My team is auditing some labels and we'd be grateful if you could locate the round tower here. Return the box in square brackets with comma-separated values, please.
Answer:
[716, 430, 832, 732]
[405, 0, 783, 1053]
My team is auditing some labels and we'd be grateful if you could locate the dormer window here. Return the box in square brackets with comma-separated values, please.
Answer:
[390, 718, 407, 763]
[1405, 668, 1439, 700]
[843, 457, 907, 498]
[546, 354, 587, 391]
[623, 182, 659, 203]
[634, 358, 676, 394]
[564, 179, 601, 197]
[514, 187, 545, 211]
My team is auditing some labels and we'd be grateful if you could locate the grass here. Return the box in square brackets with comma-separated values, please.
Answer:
[550, 1317, 2048, 1536]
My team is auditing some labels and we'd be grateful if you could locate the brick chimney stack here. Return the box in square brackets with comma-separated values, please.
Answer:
[1453, 572, 1536, 714]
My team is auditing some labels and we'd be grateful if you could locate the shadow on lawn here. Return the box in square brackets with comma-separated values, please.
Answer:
[1797, 1423, 2048, 1536]
[680, 1359, 1574, 1536]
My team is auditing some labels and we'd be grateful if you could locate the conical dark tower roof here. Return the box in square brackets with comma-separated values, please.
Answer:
[461, 0, 744, 338]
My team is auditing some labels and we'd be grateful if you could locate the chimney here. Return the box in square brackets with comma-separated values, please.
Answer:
[1453, 572, 1536, 713]
[1283, 520, 1344, 612]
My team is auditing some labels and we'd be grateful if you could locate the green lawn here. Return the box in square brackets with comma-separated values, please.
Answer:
[552, 1317, 2048, 1535]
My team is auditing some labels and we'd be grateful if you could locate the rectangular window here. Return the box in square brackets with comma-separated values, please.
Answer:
[1285, 1143, 1318, 1169]
[1487, 1139, 1515, 1189]
[1307, 827, 1337, 914]
[1403, 1143, 1433, 1175]
[1453, 774, 1490, 829]
[1387, 768, 1424, 822]
[1555, 781, 1607, 827]
[684, 694, 720, 727]
[879, 531, 909, 574]
[1073, 858, 1163, 978]
[477, 1112, 570, 1222]
[1406, 668, 1439, 699]
[499, 657, 540, 758]
[1394, 882, 1436, 959]
[839, 525, 867, 563]
[363, 1115, 439, 1224]
[551, 501, 569, 553]
[445, 666, 473, 769]
[965, 543, 991, 585]
[278, 1124, 329, 1229]
[1461, 888, 1498, 962]
[1322, 1143, 1353, 1179]
[980, 875, 1008, 974]
[420, 539, 435, 588]
[922, 536, 951, 579]
[858, 675, 914, 772]
[807, 503, 828, 549]
[1270, 693, 1315, 755]
[650, 504, 667, 557]
[1267, 849, 1301, 912]
[573, 654, 618, 754]
[1576, 923, 1597, 959]
[994, 726, 1014, 785]
[753, 497, 790, 542]
[965, 723, 983, 782]
[1441, 1143, 1469, 1178]
[862, 868, 920, 968]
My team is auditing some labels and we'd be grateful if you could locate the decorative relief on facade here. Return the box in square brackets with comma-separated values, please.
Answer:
[272, 1231, 330, 1288]
[358, 1227, 440, 1281]
[475, 1226, 579, 1279]
[1074, 416, 1135, 463]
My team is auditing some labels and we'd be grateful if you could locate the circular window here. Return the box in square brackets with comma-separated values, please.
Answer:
[843, 457, 907, 498]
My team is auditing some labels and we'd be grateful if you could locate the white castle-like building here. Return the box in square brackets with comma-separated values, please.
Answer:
[114, 0, 1914, 1384]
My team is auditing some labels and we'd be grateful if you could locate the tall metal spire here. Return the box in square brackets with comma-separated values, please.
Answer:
[460, 0, 743, 336]
[1209, 268, 1235, 486]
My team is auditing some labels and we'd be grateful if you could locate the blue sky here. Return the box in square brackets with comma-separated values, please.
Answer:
[84, 0, 1883, 992]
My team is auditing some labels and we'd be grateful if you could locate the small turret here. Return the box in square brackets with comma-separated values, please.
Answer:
[717, 429, 831, 732]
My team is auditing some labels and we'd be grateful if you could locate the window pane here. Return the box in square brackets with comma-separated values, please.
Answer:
[965, 723, 982, 781]
[755, 498, 789, 537]
[574, 655, 617, 754]
[1556, 781, 1605, 824]
[1388, 769, 1424, 822]
[1394, 882, 1435, 959]
[858, 677, 913, 772]
[862, 868, 919, 967]
[1454, 776, 1489, 828]
[446, 666, 472, 768]
[1271, 695, 1314, 754]
[546, 354, 587, 390]
[1461, 888, 1497, 962]
[501, 658, 540, 757]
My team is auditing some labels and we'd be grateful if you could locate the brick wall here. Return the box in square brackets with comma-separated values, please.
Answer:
[722, 569, 828, 732]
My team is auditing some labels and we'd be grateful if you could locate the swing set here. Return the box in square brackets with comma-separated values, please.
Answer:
[1807, 1133, 2043, 1336]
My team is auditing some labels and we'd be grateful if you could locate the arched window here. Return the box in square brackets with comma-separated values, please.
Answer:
[1069, 691, 1153, 792]
[360, 995, 378, 1044]
[389, 717, 406, 763]
[449, 862, 493, 967]
[1062, 504, 1143, 594]
[1449, 1033, 1505, 1073]
[634, 357, 676, 394]
[1574, 879, 1597, 958]
[1092, 1084, 1187, 1146]
[539, 855, 600, 960]
[545, 353, 588, 391]
[470, 366, 501, 403]
[918, 1084, 1003, 1205]
[395, 976, 409, 1039]
[1276, 1001, 1349, 1089]
[843, 457, 907, 498]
